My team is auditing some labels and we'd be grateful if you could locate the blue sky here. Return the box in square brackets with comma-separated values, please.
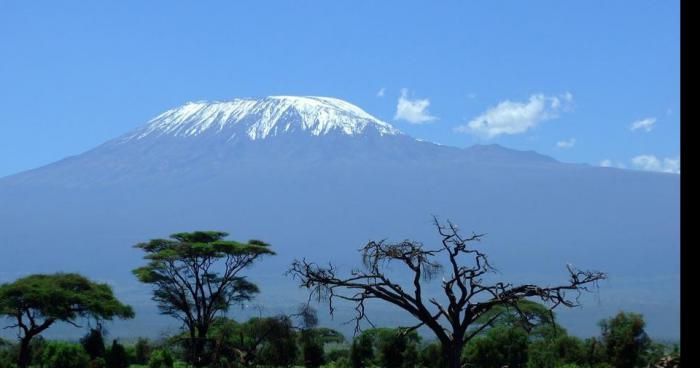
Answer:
[0, 1, 680, 177]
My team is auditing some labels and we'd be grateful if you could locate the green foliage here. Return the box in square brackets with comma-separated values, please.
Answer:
[81, 328, 106, 359]
[301, 330, 325, 368]
[40, 341, 90, 368]
[463, 325, 529, 368]
[418, 342, 444, 368]
[313, 327, 346, 345]
[134, 338, 152, 365]
[0, 339, 15, 368]
[350, 333, 373, 368]
[0, 273, 135, 324]
[256, 319, 298, 367]
[105, 340, 129, 368]
[132, 231, 274, 367]
[0, 273, 133, 368]
[474, 300, 554, 331]
[598, 312, 651, 368]
[326, 348, 350, 364]
[148, 349, 174, 368]
[207, 315, 298, 366]
[527, 334, 586, 368]
[347, 328, 420, 368]
[88, 357, 107, 368]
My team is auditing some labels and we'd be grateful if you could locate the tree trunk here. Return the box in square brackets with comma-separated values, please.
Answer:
[18, 336, 31, 368]
[192, 326, 209, 367]
[443, 343, 463, 368]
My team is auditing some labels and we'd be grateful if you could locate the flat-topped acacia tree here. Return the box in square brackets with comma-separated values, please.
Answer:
[0, 273, 134, 368]
[288, 219, 606, 368]
[132, 231, 275, 367]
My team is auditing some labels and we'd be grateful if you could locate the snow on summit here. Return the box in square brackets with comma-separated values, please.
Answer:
[124, 96, 402, 141]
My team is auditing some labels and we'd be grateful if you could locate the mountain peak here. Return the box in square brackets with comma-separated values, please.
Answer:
[122, 96, 402, 142]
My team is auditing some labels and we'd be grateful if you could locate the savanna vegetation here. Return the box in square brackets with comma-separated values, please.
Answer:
[0, 224, 680, 367]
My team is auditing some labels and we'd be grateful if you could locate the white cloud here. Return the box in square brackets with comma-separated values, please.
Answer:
[455, 93, 573, 138]
[394, 89, 437, 124]
[376, 88, 386, 98]
[556, 138, 576, 149]
[599, 159, 626, 169]
[630, 117, 656, 132]
[631, 155, 680, 174]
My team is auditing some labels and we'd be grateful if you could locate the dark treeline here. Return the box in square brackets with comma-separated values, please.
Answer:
[0, 222, 680, 368]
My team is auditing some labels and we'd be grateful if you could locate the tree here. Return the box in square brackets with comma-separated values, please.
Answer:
[289, 218, 606, 368]
[81, 328, 106, 360]
[418, 342, 445, 368]
[132, 231, 274, 367]
[374, 328, 421, 368]
[300, 329, 325, 368]
[0, 273, 134, 368]
[526, 333, 586, 368]
[105, 340, 128, 368]
[134, 338, 152, 365]
[463, 325, 529, 368]
[599, 312, 651, 368]
[208, 315, 298, 367]
[349, 332, 374, 368]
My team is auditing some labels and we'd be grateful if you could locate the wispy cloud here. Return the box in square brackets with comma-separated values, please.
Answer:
[556, 138, 576, 149]
[599, 159, 625, 169]
[630, 117, 656, 132]
[455, 92, 573, 138]
[376, 88, 386, 98]
[631, 155, 680, 174]
[394, 88, 437, 124]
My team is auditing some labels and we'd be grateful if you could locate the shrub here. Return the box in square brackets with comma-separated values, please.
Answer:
[105, 340, 128, 368]
[41, 341, 90, 368]
[148, 349, 174, 368]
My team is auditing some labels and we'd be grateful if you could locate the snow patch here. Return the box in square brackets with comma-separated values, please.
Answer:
[124, 96, 402, 141]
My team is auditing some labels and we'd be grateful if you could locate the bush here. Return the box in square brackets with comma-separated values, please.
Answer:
[88, 357, 107, 368]
[105, 340, 128, 368]
[599, 312, 651, 368]
[350, 333, 373, 368]
[134, 338, 152, 365]
[418, 342, 444, 368]
[148, 349, 174, 368]
[301, 334, 325, 368]
[326, 348, 350, 363]
[41, 341, 90, 368]
[463, 326, 529, 368]
[527, 334, 586, 368]
[81, 329, 106, 360]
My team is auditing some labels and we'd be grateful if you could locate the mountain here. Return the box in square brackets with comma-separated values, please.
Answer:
[0, 96, 679, 339]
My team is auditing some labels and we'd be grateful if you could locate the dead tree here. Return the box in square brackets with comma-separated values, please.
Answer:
[288, 218, 606, 368]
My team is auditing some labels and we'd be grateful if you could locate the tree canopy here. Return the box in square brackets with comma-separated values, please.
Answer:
[132, 230, 274, 366]
[0, 273, 134, 368]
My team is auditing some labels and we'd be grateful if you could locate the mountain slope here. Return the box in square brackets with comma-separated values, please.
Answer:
[0, 96, 679, 339]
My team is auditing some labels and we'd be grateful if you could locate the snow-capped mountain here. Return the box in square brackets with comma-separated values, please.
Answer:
[0, 96, 680, 339]
[121, 96, 401, 142]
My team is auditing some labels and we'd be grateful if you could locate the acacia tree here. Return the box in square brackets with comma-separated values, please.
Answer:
[288, 219, 606, 368]
[132, 231, 274, 367]
[0, 273, 134, 368]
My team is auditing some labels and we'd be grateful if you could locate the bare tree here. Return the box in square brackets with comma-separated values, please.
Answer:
[288, 218, 606, 368]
